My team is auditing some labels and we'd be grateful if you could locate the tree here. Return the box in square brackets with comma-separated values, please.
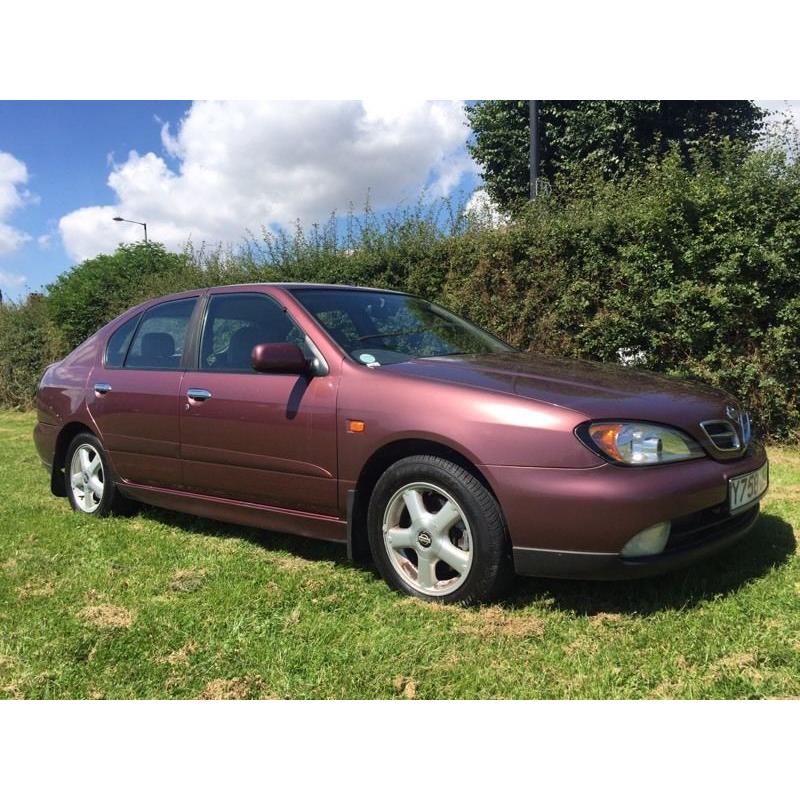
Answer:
[46, 242, 192, 349]
[465, 100, 766, 212]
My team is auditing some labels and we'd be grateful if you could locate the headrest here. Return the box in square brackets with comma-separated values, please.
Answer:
[141, 332, 175, 359]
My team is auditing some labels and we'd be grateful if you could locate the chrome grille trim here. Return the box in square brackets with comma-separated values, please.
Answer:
[740, 412, 752, 448]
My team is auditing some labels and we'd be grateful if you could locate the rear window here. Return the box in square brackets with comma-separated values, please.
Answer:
[124, 298, 196, 370]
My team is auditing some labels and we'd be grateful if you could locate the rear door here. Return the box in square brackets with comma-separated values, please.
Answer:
[89, 295, 200, 488]
[178, 290, 339, 515]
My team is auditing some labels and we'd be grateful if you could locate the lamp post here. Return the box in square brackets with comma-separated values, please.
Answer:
[529, 100, 540, 199]
[112, 216, 148, 243]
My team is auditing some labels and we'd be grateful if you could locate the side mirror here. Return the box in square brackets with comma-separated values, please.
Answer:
[251, 343, 308, 374]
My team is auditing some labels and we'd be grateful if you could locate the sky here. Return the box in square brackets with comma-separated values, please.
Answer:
[0, 100, 796, 301]
[0, 100, 480, 300]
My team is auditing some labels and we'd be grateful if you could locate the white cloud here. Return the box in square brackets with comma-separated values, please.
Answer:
[0, 151, 32, 256]
[464, 188, 507, 228]
[0, 269, 27, 290]
[59, 100, 475, 261]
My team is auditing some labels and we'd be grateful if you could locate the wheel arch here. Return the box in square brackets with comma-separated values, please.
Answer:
[50, 421, 98, 496]
[348, 437, 503, 562]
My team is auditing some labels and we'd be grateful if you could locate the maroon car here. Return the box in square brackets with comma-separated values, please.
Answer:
[34, 284, 769, 603]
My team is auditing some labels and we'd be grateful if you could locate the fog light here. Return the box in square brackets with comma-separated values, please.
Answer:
[621, 521, 671, 557]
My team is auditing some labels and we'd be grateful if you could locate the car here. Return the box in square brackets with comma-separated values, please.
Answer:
[33, 283, 769, 604]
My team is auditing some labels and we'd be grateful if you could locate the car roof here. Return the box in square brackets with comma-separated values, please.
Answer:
[227, 282, 407, 293]
[144, 282, 410, 306]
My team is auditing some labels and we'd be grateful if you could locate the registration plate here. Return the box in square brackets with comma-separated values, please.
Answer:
[729, 462, 769, 513]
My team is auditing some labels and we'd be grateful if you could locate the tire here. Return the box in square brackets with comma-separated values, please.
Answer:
[64, 432, 132, 517]
[367, 455, 513, 604]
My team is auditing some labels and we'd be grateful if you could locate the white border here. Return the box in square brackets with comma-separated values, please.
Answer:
[2, 1, 800, 98]
[0, 700, 796, 797]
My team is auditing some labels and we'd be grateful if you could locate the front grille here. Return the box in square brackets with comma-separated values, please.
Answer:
[700, 420, 741, 451]
[665, 503, 759, 553]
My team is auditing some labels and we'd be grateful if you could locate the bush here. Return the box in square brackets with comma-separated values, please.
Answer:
[435, 146, 800, 439]
[0, 295, 64, 409]
[45, 242, 192, 350]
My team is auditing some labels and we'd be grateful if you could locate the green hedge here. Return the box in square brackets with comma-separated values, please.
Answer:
[2, 146, 799, 440]
[0, 296, 64, 409]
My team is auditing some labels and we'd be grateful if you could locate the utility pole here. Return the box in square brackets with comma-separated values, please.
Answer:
[529, 100, 540, 199]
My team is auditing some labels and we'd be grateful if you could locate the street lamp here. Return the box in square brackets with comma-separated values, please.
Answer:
[112, 216, 148, 243]
[529, 100, 540, 199]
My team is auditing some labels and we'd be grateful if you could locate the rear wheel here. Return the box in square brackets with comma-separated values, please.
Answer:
[367, 455, 513, 604]
[65, 433, 130, 516]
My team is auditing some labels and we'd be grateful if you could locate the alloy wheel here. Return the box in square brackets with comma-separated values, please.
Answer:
[69, 443, 105, 513]
[382, 481, 473, 596]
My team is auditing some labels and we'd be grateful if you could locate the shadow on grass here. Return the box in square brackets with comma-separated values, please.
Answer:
[136, 504, 795, 615]
[136, 504, 356, 568]
[508, 513, 796, 616]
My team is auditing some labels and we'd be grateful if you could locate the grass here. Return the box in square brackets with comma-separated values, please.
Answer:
[1, 410, 798, 699]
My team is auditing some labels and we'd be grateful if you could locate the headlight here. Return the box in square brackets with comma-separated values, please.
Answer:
[577, 421, 705, 465]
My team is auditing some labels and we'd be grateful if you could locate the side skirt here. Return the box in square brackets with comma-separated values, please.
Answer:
[118, 481, 347, 543]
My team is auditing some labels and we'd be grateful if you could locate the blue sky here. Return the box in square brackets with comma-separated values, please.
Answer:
[1, 100, 794, 302]
[0, 102, 191, 298]
[0, 101, 480, 300]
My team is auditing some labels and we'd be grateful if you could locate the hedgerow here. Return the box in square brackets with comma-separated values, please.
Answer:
[2, 145, 798, 439]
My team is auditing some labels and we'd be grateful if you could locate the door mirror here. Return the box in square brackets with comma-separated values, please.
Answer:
[251, 342, 308, 374]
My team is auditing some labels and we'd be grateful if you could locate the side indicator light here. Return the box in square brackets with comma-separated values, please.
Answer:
[347, 420, 366, 433]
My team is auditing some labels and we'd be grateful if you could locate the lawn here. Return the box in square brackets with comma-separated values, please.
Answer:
[1, 410, 798, 699]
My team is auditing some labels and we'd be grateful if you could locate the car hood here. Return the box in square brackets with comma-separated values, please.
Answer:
[384, 351, 741, 439]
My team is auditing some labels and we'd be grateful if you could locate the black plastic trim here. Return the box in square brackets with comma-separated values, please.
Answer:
[512, 504, 760, 580]
[345, 488, 357, 561]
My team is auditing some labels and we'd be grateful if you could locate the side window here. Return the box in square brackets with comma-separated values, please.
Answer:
[105, 314, 140, 367]
[124, 298, 196, 370]
[200, 293, 309, 372]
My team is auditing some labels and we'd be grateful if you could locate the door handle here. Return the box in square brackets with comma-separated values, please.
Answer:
[94, 383, 112, 395]
[186, 388, 212, 401]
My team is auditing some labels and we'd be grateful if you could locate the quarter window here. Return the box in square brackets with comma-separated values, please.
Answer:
[105, 314, 141, 368]
[200, 293, 308, 372]
[124, 298, 196, 370]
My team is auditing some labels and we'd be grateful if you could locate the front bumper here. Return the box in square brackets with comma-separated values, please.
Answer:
[481, 441, 767, 579]
[513, 503, 760, 579]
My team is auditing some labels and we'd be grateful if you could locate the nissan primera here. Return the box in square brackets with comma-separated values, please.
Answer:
[34, 284, 768, 604]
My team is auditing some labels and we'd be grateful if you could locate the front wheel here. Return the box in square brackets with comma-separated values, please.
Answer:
[367, 455, 513, 604]
[65, 433, 130, 516]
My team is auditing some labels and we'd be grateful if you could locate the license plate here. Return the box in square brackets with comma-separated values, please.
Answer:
[729, 462, 769, 513]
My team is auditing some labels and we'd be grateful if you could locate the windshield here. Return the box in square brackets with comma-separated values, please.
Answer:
[290, 288, 516, 366]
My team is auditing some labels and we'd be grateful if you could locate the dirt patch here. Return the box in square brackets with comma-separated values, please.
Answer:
[589, 612, 624, 626]
[17, 580, 55, 599]
[563, 636, 600, 656]
[767, 486, 800, 503]
[169, 569, 206, 593]
[707, 652, 763, 683]
[648, 676, 687, 699]
[458, 607, 545, 639]
[199, 676, 274, 700]
[283, 606, 302, 628]
[270, 554, 309, 573]
[78, 605, 135, 628]
[392, 675, 418, 699]
[158, 641, 198, 666]
[0, 682, 22, 699]
[765, 449, 800, 468]
[1, 558, 18, 572]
